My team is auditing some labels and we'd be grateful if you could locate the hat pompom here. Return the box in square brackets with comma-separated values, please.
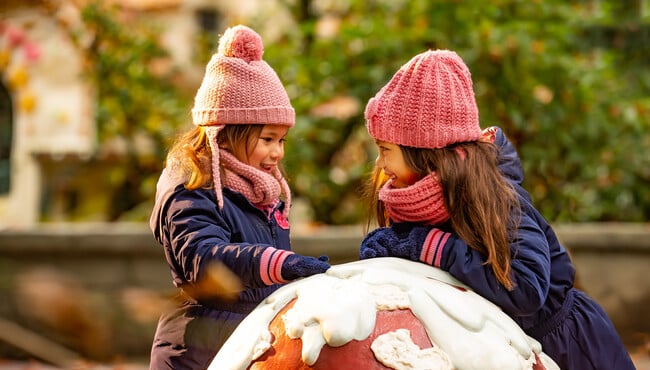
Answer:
[218, 25, 263, 63]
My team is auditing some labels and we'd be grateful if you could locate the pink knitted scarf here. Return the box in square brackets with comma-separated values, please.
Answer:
[379, 173, 449, 225]
[219, 149, 291, 217]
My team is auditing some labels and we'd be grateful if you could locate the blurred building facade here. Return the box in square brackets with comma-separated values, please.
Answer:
[1, 1, 93, 226]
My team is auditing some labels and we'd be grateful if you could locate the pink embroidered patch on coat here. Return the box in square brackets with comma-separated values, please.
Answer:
[274, 211, 290, 229]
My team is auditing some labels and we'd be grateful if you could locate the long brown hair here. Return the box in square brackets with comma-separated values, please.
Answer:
[364, 140, 520, 290]
[166, 124, 266, 190]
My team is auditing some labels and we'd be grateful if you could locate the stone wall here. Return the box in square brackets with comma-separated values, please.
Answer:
[0, 223, 648, 363]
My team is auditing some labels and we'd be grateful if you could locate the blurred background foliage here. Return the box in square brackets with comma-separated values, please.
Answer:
[63, 0, 650, 224]
[51, 1, 191, 221]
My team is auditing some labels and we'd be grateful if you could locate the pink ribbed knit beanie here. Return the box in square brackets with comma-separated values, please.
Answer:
[192, 25, 295, 126]
[365, 50, 481, 149]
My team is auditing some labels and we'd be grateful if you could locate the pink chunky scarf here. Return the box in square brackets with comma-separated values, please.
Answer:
[379, 173, 449, 225]
[219, 149, 291, 217]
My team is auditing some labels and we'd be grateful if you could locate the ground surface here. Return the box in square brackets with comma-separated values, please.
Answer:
[0, 352, 649, 370]
[0, 361, 148, 370]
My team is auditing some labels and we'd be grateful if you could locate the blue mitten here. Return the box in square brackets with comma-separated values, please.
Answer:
[281, 254, 331, 281]
[359, 227, 397, 259]
[360, 224, 433, 261]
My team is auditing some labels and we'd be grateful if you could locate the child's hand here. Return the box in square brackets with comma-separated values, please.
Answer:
[281, 254, 330, 281]
[359, 227, 396, 259]
[359, 225, 432, 261]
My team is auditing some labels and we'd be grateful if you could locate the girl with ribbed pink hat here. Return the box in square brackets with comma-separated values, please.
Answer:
[148, 25, 329, 369]
[360, 49, 634, 370]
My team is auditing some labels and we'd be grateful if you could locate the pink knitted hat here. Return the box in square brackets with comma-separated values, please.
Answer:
[192, 25, 295, 126]
[365, 50, 481, 149]
[191, 25, 294, 210]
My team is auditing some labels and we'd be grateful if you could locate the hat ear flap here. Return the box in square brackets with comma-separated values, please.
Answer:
[205, 126, 225, 209]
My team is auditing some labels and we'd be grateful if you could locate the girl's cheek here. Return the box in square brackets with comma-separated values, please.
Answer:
[404, 171, 421, 186]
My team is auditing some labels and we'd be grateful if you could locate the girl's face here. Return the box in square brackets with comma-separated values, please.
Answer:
[234, 124, 288, 173]
[374, 140, 420, 188]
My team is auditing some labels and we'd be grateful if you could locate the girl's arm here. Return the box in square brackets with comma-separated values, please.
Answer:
[163, 187, 327, 290]
[424, 205, 551, 317]
[360, 203, 551, 317]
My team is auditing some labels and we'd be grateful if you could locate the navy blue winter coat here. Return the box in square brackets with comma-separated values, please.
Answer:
[148, 173, 291, 370]
[426, 127, 634, 369]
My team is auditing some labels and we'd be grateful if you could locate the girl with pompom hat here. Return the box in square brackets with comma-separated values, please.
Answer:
[359, 49, 634, 370]
[148, 25, 330, 369]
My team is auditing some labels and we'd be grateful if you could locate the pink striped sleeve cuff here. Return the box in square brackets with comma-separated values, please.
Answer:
[419, 228, 451, 267]
[260, 248, 293, 285]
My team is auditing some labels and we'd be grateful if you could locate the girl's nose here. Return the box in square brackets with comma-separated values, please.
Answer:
[271, 144, 284, 159]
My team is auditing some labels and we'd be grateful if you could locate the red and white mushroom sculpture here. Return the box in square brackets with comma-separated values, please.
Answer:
[209, 257, 560, 370]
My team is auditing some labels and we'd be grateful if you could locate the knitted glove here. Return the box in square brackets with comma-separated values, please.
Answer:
[281, 254, 330, 281]
[360, 224, 433, 261]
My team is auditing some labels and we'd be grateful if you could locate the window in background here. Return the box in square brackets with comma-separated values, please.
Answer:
[0, 81, 12, 195]
[194, 8, 223, 63]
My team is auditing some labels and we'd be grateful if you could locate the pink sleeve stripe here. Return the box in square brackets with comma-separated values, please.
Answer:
[260, 248, 293, 285]
[419, 229, 439, 265]
[433, 232, 451, 268]
[271, 250, 292, 284]
[419, 228, 450, 267]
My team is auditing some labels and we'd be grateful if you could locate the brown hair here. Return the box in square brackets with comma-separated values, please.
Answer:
[364, 141, 520, 290]
[165, 124, 266, 190]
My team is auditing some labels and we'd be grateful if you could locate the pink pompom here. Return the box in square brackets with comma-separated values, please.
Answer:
[218, 25, 264, 63]
[23, 42, 41, 62]
[5, 25, 25, 47]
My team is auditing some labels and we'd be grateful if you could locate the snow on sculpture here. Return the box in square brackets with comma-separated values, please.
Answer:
[209, 257, 560, 370]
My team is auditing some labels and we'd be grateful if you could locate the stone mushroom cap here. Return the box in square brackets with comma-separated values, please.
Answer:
[209, 257, 559, 370]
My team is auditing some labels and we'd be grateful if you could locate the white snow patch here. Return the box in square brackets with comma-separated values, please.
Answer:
[371, 328, 452, 370]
